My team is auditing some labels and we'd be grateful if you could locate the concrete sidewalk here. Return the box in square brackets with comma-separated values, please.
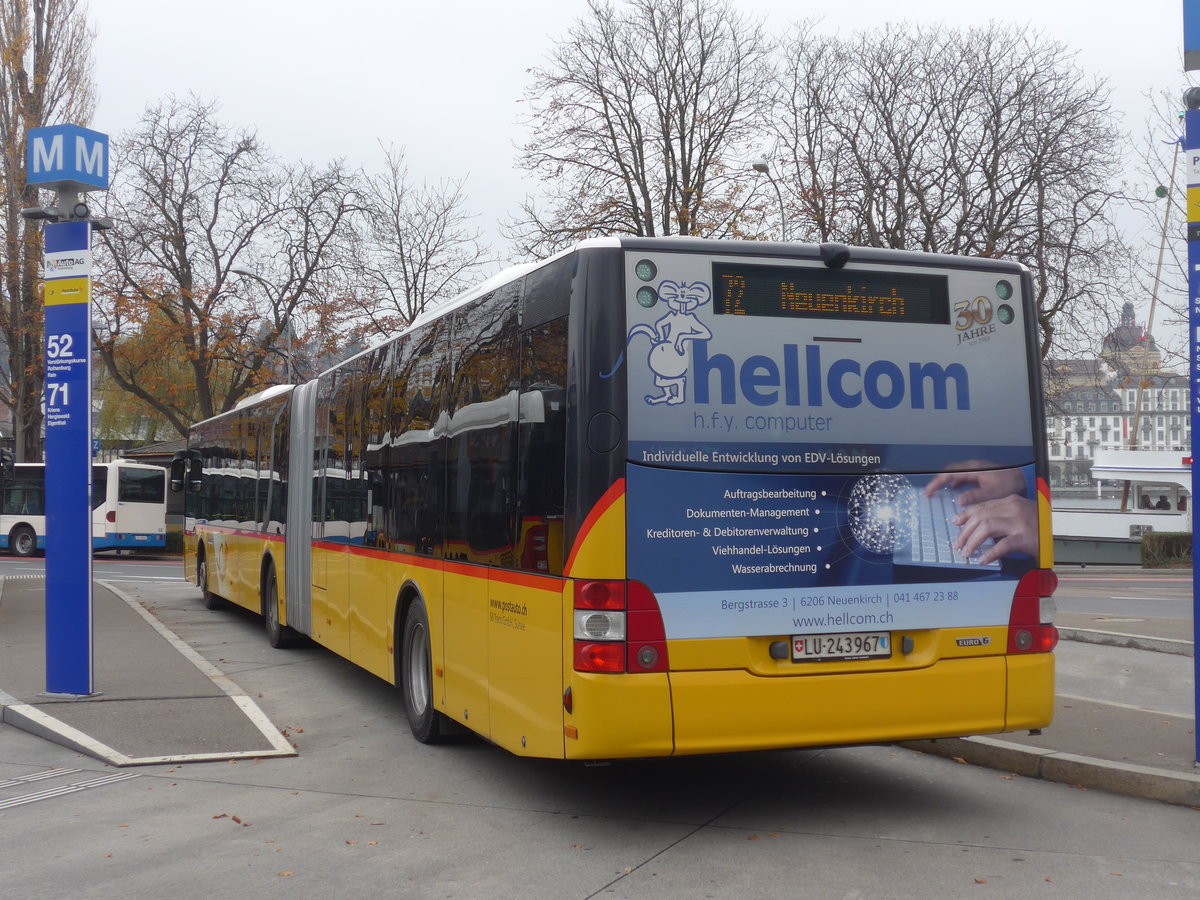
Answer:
[0, 575, 294, 766]
[0, 572, 1196, 807]
[903, 608, 1199, 807]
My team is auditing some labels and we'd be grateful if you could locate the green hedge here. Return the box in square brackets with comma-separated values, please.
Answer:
[1141, 532, 1192, 568]
[165, 530, 185, 555]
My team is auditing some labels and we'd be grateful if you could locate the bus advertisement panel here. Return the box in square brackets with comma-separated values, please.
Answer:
[619, 250, 1045, 650]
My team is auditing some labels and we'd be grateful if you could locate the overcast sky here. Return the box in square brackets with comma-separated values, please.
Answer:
[86, 0, 1188, 285]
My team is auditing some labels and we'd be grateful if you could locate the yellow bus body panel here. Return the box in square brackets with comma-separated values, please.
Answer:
[564, 672, 675, 759]
[564, 482, 625, 580]
[1005, 652, 1056, 730]
[442, 563, 493, 735]
[487, 572, 566, 757]
[344, 546, 393, 681]
[312, 544, 351, 657]
[197, 527, 261, 614]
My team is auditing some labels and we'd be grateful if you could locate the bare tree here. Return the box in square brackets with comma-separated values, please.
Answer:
[92, 95, 364, 437]
[771, 22, 1128, 359]
[0, 0, 94, 460]
[507, 0, 775, 257]
[1124, 91, 1189, 372]
[354, 145, 491, 336]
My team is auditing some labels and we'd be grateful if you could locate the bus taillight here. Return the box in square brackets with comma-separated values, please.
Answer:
[1008, 569, 1059, 654]
[572, 580, 669, 673]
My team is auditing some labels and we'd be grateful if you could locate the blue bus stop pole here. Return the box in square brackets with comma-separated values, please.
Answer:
[26, 122, 109, 698]
[42, 220, 95, 696]
[1187, 107, 1200, 767]
[1184, 0, 1200, 768]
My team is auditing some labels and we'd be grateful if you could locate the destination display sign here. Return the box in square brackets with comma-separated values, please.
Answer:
[712, 262, 950, 324]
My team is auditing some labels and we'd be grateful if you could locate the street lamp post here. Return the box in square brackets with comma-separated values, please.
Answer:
[750, 158, 788, 242]
[231, 266, 294, 383]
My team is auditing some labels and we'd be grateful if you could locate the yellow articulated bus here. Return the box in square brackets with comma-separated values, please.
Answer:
[176, 237, 1057, 759]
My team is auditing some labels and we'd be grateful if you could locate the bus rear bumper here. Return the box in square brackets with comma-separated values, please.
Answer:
[93, 533, 167, 551]
[667, 655, 1053, 756]
[562, 654, 1054, 759]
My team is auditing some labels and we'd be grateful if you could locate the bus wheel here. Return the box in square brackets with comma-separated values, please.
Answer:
[401, 596, 446, 744]
[9, 525, 35, 558]
[263, 565, 300, 649]
[198, 551, 223, 610]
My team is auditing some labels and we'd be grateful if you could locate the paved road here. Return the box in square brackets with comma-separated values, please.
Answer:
[0, 554, 185, 584]
[1054, 568, 1193, 620]
[1, 577, 1197, 898]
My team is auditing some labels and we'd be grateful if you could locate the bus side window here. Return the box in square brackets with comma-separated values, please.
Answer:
[515, 316, 568, 574]
[446, 283, 520, 564]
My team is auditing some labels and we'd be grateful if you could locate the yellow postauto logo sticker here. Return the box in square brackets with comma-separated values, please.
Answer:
[44, 277, 89, 306]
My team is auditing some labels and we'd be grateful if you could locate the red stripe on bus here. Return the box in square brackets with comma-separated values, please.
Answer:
[564, 478, 626, 577]
[310, 540, 566, 593]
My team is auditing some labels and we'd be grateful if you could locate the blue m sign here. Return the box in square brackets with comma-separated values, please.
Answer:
[26, 124, 109, 192]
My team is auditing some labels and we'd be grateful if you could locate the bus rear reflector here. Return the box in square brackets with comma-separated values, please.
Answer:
[571, 579, 669, 673]
[574, 642, 625, 673]
[626, 580, 668, 673]
[1008, 569, 1059, 654]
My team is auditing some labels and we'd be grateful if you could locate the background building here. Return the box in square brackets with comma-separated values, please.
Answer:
[1045, 303, 1190, 489]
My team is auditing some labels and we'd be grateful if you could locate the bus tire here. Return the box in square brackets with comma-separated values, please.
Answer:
[9, 525, 36, 558]
[263, 564, 300, 649]
[401, 596, 446, 744]
[197, 549, 223, 610]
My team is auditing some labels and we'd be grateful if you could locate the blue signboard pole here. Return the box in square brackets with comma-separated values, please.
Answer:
[1186, 0, 1200, 766]
[25, 122, 108, 698]
[1186, 108, 1200, 767]
[42, 220, 95, 695]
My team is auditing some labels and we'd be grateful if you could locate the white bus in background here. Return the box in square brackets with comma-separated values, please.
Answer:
[0, 459, 167, 556]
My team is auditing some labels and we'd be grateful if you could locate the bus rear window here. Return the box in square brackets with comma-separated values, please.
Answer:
[119, 467, 166, 503]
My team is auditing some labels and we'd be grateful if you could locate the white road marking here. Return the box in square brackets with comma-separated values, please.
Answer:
[0, 772, 140, 810]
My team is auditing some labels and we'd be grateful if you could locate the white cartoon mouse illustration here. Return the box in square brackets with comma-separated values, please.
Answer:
[627, 280, 713, 405]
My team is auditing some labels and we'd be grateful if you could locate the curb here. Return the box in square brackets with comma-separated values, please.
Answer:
[902, 735, 1200, 808]
[0, 579, 296, 767]
[1060, 627, 1194, 657]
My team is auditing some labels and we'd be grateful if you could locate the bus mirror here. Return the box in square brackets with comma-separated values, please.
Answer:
[169, 456, 187, 493]
[187, 457, 204, 493]
[0, 450, 12, 481]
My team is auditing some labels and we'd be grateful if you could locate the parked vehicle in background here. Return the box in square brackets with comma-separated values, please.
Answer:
[0, 460, 167, 556]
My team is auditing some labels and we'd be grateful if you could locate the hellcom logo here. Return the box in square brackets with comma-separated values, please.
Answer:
[623, 274, 970, 412]
[693, 343, 970, 411]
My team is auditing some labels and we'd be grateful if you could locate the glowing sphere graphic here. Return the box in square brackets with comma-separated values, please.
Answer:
[847, 474, 917, 554]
